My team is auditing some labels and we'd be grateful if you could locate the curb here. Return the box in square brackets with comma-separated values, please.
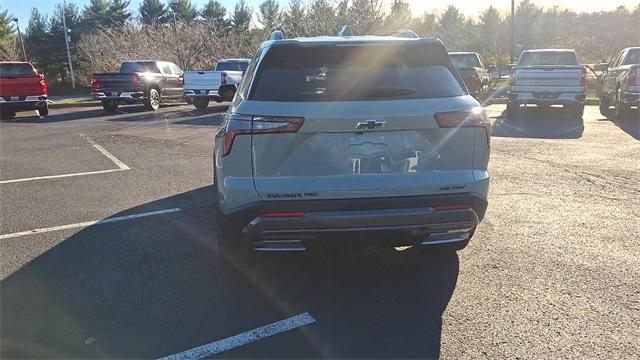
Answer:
[486, 98, 599, 106]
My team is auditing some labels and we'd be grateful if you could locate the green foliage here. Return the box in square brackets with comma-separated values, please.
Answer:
[139, 0, 167, 25]
[169, 0, 197, 22]
[108, 0, 132, 27]
[281, 0, 306, 37]
[0, 8, 16, 39]
[383, 0, 412, 33]
[437, 5, 468, 51]
[231, 0, 253, 31]
[258, 0, 282, 32]
[201, 0, 230, 31]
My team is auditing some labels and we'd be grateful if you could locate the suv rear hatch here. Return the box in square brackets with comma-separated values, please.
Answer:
[239, 42, 488, 201]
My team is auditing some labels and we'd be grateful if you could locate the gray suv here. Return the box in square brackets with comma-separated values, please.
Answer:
[214, 30, 491, 255]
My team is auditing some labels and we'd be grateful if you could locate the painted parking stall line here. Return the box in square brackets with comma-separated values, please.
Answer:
[158, 312, 316, 360]
[0, 208, 181, 240]
[0, 133, 130, 184]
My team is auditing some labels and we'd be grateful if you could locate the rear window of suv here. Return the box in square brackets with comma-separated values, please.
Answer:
[518, 51, 579, 66]
[250, 44, 465, 102]
[120, 62, 160, 73]
[0, 63, 36, 76]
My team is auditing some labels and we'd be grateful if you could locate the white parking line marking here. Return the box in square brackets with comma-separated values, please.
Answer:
[80, 133, 130, 170]
[0, 208, 181, 240]
[0, 134, 130, 184]
[158, 312, 316, 360]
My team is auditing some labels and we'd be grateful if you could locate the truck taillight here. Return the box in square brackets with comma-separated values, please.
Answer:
[90, 77, 100, 92]
[222, 114, 305, 156]
[39, 73, 48, 96]
[435, 107, 491, 145]
[629, 67, 637, 86]
[580, 67, 587, 87]
[221, 72, 228, 85]
[132, 73, 141, 90]
[509, 68, 517, 86]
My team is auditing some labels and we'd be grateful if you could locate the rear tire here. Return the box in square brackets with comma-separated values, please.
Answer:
[599, 96, 610, 117]
[101, 100, 119, 112]
[0, 109, 16, 120]
[573, 104, 585, 118]
[144, 88, 161, 111]
[506, 101, 518, 118]
[38, 103, 49, 117]
[193, 98, 209, 110]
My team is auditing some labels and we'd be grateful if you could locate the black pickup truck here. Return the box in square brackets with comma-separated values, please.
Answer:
[91, 60, 184, 112]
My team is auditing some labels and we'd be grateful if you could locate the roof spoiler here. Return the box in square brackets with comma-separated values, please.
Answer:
[268, 30, 284, 40]
[386, 30, 420, 38]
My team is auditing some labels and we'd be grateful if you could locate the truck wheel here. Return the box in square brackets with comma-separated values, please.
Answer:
[599, 96, 610, 117]
[101, 100, 119, 112]
[0, 109, 16, 120]
[38, 103, 49, 117]
[506, 101, 518, 118]
[615, 90, 630, 120]
[193, 98, 209, 110]
[573, 104, 585, 118]
[144, 88, 161, 111]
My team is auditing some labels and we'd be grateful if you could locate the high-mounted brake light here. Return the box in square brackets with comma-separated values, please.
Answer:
[434, 107, 491, 145]
[222, 114, 305, 156]
[580, 67, 587, 87]
[629, 67, 637, 87]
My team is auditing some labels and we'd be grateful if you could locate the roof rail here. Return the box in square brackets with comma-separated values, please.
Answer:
[339, 25, 353, 37]
[268, 30, 284, 41]
[388, 29, 420, 38]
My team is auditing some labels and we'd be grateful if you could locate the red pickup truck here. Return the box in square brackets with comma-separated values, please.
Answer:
[0, 62, 49, 119]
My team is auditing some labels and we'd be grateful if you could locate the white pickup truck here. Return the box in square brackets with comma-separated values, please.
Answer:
[183, 58, 250, 109]
[508, 49, 587, 118]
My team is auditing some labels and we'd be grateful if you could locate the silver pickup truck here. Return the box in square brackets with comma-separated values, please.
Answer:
[599, 47, 639, 119]
[183, 59, 250, 109]
[508, 49, 587, 117]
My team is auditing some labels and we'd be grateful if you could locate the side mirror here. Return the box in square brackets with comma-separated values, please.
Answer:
[488, 65, 497, 72]
[218, 83, 237, 102]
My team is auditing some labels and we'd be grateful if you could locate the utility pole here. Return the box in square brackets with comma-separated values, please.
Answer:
[13, 18, 27, 62]
[510, 0, 515, 63]
[62, 3, 76, 89]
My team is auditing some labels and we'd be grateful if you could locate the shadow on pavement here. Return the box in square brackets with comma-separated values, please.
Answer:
[1, 186, 458, 359]
[598, 110, 640, 140]
[1, 104, 187, 124]
[107, 105, 228, 124]
[492, 106, 585, 139]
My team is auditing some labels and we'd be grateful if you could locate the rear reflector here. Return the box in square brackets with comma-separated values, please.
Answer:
[262, 212, 306, 218]
[433, 205, 471, 211]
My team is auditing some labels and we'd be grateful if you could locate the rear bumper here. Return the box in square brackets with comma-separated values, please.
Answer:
[508, 91, 586, 105]
[184, 90, 222, 101]
[224, 193, 488, 251]
[92, 91, 144, 103]
[0, 96, 48, 111]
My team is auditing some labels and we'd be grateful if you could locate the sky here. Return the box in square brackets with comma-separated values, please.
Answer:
[3, 0, 638, 30]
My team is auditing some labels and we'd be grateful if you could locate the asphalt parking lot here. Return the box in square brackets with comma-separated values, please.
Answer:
[1, 103, 639, 358]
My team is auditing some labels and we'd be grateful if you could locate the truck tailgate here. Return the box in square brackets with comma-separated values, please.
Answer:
[0, 75, 43, 97]
[184, 71, 222, 91]
[512, 67, 584, 92]
[93, 73, 137, 92]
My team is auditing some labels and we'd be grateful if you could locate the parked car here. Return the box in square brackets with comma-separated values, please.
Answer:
[449, 52, 493, 98]
[599, 47, 639, 119]
[91, 60, 184, 112]
[0, 62, 49, 120]
[508, 49, 587, 117]
[214, 29, 490, 256]
[183, 59, 250, 109]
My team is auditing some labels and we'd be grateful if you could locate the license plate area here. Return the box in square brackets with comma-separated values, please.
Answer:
[533, 92, 560, 99]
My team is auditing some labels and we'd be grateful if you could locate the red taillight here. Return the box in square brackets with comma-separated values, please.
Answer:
[509, 68, 517, 86]
[434, 205, 471, 211]
[580, 67, 587, 87]
[629, 67, 637, 86]
[435, 107, 491, 144]
[221, 114, 305, 157]
[38, 73, 48, 96]
[221, 72, 227, 85]
[90, 77, 100, 92]
[132, 73, 141, 90]
[262, 212, 306, 218]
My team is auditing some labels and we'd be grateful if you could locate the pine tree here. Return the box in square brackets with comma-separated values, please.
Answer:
[231, 0, 253, 31]
[0, 7, 16, 39]
[383, 0, 412, 33]
[282, 0, 306, 37]
[169, 0, 197, 22]
[437, 5, 469, 50]
[258, 0, 282, 32]
[139, 0, 167, 25]
[108, 0, 132, 27]
[201, 0, 229, 31]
